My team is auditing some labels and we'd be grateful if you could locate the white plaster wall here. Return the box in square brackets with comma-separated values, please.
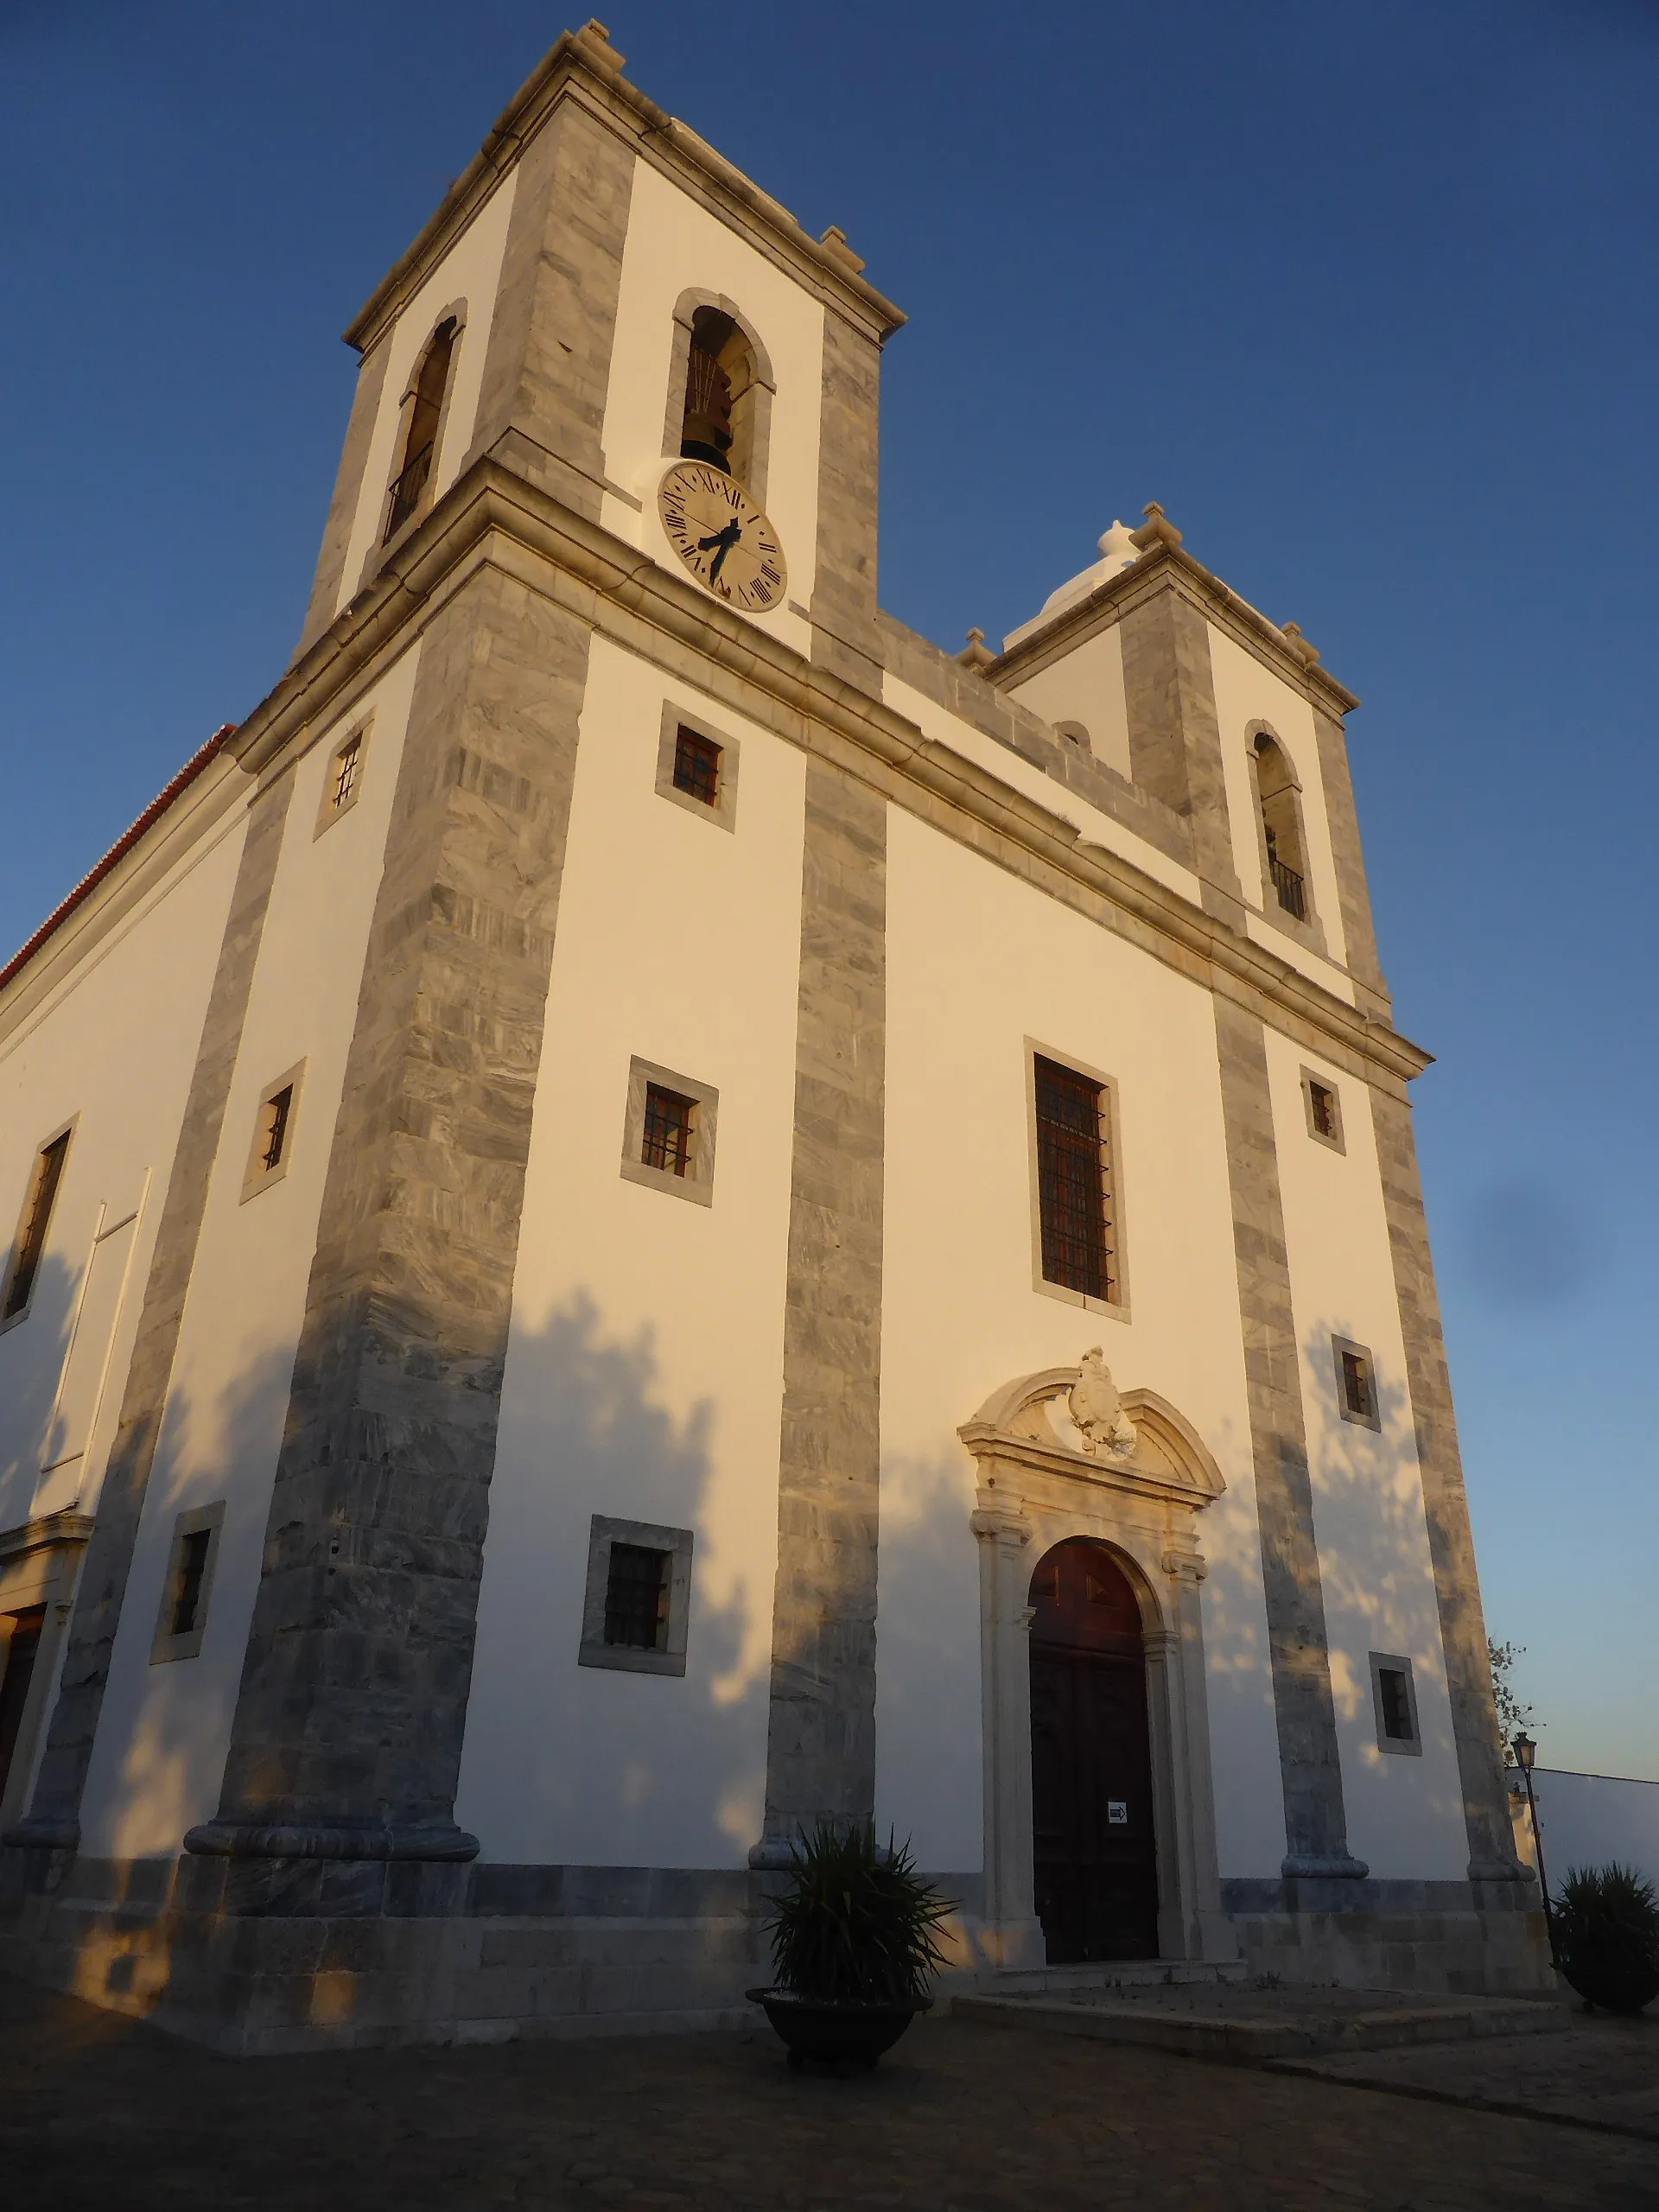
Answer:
[0, 812, 247, 1541]
[1264, 1027, 1467, 1880]
[875, 804, 1287, 1881]
[883, 672, 1202, 909]
[334, 173, 519, 614]
[1531, 1770, 1659, 1888]
[598, 157, 822, 660]
[1207, 626, 1350, 976]
[456, 633, 805, 1869]
[78, 653, 420, 1857]
[1004, 627, 1134, 781]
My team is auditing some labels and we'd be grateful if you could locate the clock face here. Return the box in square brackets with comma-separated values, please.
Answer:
[657, 461, 787, 613]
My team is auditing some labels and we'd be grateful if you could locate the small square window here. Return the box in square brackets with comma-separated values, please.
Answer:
[1300, 1067, 1346, 1153]
[579, 1515, 694, 1676]
[1332, 1336, 1381, 1430]
[314, 718, 372, 837]
[2, 1125, 73, 1326]
[1369, 1651, 1422, 1755]
[671, 727, 721, 807]
[242, 1062, 306, 1201]
[620, 1058, 717, 1206]
[151, 1503, 226, 1664]
[655, 704, 740, 830]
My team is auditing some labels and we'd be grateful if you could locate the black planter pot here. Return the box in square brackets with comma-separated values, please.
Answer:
[746, 1987, 930, 2070]
[1558, 1955, 1659, 2015]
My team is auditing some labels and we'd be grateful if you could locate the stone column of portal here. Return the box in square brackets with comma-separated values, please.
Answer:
[6, 769, 289, 1853]
[1370, 1084, 1526, 1885]
[185, 568, 592, 1864]
[1214, 996, 1367, 1882]
[969, 1503, 1045, 1966]
[748, 760, 887, 1869]
[1160, 1540, 1237, 1961]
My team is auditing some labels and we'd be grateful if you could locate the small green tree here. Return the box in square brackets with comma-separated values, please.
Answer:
[1488, 1638, 1538, 1762]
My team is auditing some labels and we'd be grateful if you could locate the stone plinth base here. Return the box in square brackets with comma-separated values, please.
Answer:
[0, 1848, 770, 2056]
[1220, 1876, 1554, 1995]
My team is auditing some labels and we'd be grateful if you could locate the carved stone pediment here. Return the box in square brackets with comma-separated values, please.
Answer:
[958, 1354, 1225, 1509]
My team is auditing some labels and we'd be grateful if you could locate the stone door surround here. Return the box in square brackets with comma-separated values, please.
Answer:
[962, 1359, 1238, 1971]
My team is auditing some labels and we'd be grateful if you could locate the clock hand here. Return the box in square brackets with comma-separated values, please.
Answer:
[697, 517, 743, 582]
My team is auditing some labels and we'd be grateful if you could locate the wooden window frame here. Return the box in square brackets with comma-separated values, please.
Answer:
[241, 1062, 307, 1204]
[578, 1514, 695, 1677]
[1025, 1040, 1129, 1321]
[0, 1118, 76, 1334]
[620, 1056, 718, 1208]
[150, 1501, 226, 1664]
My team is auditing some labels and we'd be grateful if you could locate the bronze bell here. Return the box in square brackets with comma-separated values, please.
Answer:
[680, 342, 734, 470]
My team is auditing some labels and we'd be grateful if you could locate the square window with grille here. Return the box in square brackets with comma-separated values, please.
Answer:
[1033, 1054, 1118, 1303]
[642, 1084, 695, 1177]
[243, 1064, 306, 1200]
[580, 1516, 695, 1676]
[1333, 1337, 1381, 1429]
[1369, 1651, 1421, 1754]
[151, 1503, 225, 1663]
[3, 1128, 72, 1325]
[1301, 1067, 1345, 1152]
[622, 1059, 716, 1205]
[671, 726, 721, 807]
[655, 706, 740, 830]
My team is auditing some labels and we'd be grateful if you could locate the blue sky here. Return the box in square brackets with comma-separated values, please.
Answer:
[3, 2, 1655, 1777]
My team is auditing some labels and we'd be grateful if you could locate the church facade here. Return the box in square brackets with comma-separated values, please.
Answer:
[0, 23, 1546, 2050]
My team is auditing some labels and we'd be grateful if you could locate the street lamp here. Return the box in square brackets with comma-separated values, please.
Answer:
[1512, 1732, 1557, 1967]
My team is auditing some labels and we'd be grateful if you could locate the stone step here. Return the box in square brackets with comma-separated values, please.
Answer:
[952, 1986, 1566, 2063]
[983, 1959, 1248, 1996]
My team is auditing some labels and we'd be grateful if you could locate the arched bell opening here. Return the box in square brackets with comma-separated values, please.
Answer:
[1027, 1537, 1161, 1963]
[1252, 730, 1311, 923]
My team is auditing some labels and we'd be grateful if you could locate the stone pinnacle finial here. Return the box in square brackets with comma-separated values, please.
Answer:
[957, 626, 997, 671]
[1280, 620, 1321, 668]
[818, 225, 867, 276]
[1129, 500, 1184, 553]
[576, 19, 626, 67]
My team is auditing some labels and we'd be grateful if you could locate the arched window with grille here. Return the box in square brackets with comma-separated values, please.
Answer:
[1253, 731, 1310, 923]
[671, 299, 772, 500]
[384, 315, 459, 543]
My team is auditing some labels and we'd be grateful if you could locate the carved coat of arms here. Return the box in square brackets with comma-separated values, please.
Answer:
[1067, 1347, 1139, 1460]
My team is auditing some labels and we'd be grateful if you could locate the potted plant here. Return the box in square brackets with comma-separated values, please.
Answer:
[747, 1822, 955, 2070]
[1554, 1863, 1659, 2014]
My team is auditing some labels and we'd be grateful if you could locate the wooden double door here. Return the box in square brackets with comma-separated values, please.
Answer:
[1028, 1539, 1160, 1964]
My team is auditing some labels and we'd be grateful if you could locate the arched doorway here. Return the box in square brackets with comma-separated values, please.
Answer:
[1028, 1538, 1160, 1962]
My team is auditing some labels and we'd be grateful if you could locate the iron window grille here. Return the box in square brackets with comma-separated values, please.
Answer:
[641, 1084, 695, 1177]
[384, 440, 435, 541]
[1268, 851, 1306, 920]
[1034, 1055, 1117, 1302]
[260, 1086, 295, 1176]
[1307, 1080, 1337, 1141]
[331, 734, 363, 811]
[604, 1543, 671, 1651]
[3, 1131, 71, 1321]
[671, 725, 721, 807]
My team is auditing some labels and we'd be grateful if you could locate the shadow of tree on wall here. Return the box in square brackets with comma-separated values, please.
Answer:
[455, 1287, 763, 1868]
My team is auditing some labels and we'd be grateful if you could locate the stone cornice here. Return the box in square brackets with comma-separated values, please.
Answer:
[0, 1511, 95, 1565]
[6, 454, 1427, 1090]
[226, 455, 1427, 1090]
[988, 539, 1362, 719]
[344, 28, 906, 357]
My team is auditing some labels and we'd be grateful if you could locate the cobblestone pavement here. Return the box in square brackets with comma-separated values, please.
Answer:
[1282, 2006, 1659, 2140]
[3, 1973, 1657, 2211]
